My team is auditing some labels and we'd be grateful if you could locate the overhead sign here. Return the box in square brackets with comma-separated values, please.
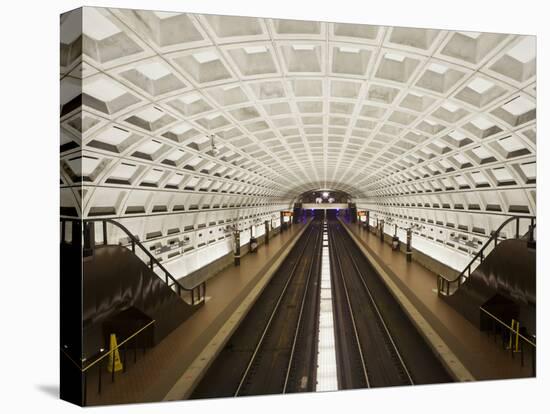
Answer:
[302, 203, 348, 210]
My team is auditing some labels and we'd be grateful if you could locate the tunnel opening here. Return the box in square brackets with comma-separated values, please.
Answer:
[293, 189, 356, 223]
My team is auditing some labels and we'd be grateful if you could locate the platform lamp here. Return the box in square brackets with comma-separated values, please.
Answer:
[405, 223, 420, 263]
[224, 215, 242, 266]
[270, 214, 277, 234]
[250, 218, 262, 253]
[264, 219, 270, 245]
[390, 220, 400, 251]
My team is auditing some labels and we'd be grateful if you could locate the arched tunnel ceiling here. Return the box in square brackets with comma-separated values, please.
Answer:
[60, 7, 536, 227]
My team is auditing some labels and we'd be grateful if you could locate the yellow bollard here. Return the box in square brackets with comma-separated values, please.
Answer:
[508, 320, 521, 352]
[514, 321, 520, 352]
[107, 333, 123, 373]
[508, 320, 515, 350]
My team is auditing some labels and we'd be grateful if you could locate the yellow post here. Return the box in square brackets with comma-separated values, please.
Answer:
[514, 321, 520, 352]
[508, 320, 521, 352]
[107, 333, 123, 373]
[508, 320, 516, 350]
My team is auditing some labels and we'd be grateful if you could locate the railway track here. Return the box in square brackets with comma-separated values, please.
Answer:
[329, 220, 451, 388]
[191, 218, 450, 399]
[329, 221, 412, 388]
[191, 221, 323, 398]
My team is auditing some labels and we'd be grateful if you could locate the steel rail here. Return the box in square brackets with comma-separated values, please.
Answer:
[234, 225, 317, 396]
[335, 223, 414, 385]
[328, 225, 371, 388]
[282, 225, 322, 393]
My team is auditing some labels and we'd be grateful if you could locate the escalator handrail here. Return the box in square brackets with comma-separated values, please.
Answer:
[62, 217, 206, 304]
[440, 215, 536, 288]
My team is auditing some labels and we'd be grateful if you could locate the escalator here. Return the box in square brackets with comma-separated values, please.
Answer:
[61, 218, 206, 368]
[439, 216, 535, 335]
[81, 244, 201, 359]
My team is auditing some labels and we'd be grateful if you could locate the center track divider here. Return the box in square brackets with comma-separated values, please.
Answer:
[337, 218, 474, 382]
[164, 220, 313, 400]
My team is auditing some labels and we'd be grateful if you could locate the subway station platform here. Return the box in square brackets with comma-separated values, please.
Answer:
[56, 7, 540, 409]
[81, 215, 533, 406]
[84, 221, 309, 406]
[340, 219, 533, 381]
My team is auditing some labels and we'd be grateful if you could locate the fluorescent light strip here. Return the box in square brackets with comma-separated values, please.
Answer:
[315, 224, 338, 391]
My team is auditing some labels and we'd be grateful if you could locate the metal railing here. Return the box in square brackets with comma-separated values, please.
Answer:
[479, 307, 536, 376]
[62, 320, 155, 406]
[60, 218, 206, 305]
[437, 215, 535, 296]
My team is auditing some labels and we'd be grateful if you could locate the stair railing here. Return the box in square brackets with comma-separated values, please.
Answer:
[61, 218, 206, 306]
[438, 215, 535, 296]
[61, 319, 155, 406]
[480, 307, 536, 376]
